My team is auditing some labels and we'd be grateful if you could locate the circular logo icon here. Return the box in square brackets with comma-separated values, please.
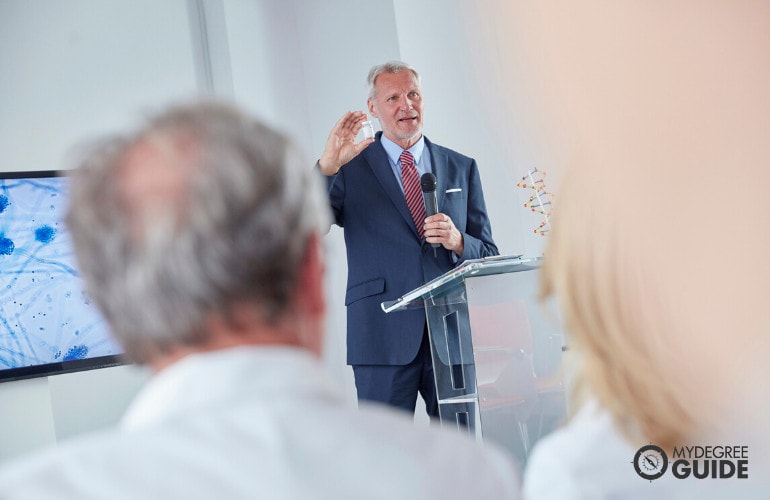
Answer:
[633, 444, 669, 480]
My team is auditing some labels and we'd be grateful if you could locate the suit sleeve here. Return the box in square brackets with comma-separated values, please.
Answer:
[457, 159, 498, 262]
[317, 161, 345, 228]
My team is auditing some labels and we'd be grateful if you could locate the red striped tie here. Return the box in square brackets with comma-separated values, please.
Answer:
[400, 150, 426, 239]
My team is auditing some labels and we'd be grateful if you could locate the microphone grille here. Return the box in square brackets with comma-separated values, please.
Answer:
[420, 172, 437, 192]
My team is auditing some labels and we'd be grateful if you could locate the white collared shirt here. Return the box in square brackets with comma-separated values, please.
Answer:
[0, 346, 521, 499]
[380, 134, 432, 194]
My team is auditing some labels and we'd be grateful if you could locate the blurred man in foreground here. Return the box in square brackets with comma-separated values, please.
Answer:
[0, 101, 520, 499]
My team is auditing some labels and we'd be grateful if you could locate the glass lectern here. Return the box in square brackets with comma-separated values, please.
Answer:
[382, 255, 567, 463]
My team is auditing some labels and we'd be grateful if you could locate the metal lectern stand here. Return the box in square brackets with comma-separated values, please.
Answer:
[381, 255, 567, 463]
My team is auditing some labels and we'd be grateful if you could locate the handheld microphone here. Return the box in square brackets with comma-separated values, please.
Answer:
[420, 173, 440, 254]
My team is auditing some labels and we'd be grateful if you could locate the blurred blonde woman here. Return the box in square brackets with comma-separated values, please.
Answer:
[486, 1, 770, 498]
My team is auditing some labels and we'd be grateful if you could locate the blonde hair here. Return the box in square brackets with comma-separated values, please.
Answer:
[540, 165, 700, 450]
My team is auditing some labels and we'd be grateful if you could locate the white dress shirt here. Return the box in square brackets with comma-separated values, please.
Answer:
[0, 346, 520, 499]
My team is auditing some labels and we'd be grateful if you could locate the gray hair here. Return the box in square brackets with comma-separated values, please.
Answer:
[366, 61, 421, 99]
[65, 101, 330, 363]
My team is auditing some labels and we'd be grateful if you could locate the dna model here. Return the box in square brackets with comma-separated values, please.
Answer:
[516, 168, 553, 236]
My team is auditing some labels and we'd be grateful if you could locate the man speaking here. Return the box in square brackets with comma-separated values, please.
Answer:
[317, 61, 499, 418]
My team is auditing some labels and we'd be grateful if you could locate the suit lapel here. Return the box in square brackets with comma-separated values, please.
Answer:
[425, 137, 448, 212]
[363, 137, 420, 236]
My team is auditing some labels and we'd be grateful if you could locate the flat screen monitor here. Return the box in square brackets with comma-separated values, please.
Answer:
[0, 170, 123, 382]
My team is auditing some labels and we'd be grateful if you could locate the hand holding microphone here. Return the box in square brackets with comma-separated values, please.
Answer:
[420, 173, 464, 257]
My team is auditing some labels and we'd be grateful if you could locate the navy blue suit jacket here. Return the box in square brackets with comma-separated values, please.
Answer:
[326, 133, 498, 366]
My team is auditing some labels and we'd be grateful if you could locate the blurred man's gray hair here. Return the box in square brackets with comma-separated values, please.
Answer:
[65, 101, 329, 363]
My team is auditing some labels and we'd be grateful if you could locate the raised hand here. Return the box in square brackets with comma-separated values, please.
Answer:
[318, 111, 375, 176]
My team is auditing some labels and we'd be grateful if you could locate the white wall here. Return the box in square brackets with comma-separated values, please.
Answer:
[0, 365, 148, 461]
[0, 0, 201, 461]
[1, 0, 551, 460]
[221, 0, 408, 411]
[393, 0, 559, 258]
[0, 0, 201, 172]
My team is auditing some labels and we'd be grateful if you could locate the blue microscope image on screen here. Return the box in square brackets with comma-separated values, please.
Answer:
[0, 174, 121, 371]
